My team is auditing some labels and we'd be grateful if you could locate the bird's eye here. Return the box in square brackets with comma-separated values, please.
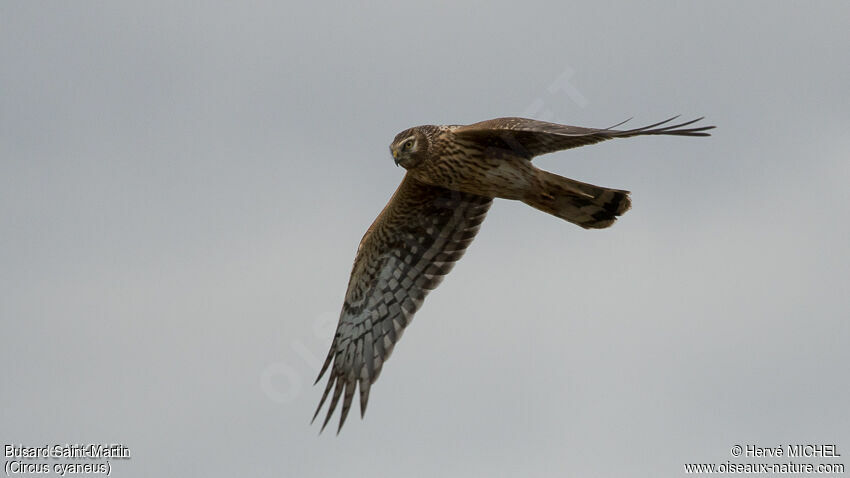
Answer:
[403, 140, 414, 151]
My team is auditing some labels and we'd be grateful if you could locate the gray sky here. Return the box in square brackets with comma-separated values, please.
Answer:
[2, 2, 848, 477]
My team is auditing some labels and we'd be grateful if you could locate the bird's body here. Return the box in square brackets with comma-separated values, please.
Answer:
[412, 125, 538, 200]
[313, 116, 714, 432]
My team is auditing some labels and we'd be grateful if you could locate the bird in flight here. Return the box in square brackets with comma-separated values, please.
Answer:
[313, 116, 714, 432]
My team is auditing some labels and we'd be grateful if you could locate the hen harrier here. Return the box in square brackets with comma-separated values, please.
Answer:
[313, 116, 714, 432]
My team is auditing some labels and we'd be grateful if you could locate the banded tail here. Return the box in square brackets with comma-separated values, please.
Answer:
[523, 169, 631, 229]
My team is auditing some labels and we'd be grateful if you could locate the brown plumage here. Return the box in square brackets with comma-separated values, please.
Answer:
[313, 116, 714, 432]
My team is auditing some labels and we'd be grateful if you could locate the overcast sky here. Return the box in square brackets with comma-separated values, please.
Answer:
[2, 2, 849, 477]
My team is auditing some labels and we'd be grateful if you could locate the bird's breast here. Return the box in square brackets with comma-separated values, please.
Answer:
[413, 145, 535, 201]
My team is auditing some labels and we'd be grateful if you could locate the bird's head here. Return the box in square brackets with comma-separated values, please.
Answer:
[389, 127, 429, 170]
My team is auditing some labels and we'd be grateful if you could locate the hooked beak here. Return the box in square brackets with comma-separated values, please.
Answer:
[391, 147, 400, 166]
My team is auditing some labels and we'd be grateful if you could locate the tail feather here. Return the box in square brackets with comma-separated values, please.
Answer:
[523, 170, 631, 229]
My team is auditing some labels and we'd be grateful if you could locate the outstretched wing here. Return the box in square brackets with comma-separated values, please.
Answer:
[452, 116, 715, 159]
[313, 173, 492, 433]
